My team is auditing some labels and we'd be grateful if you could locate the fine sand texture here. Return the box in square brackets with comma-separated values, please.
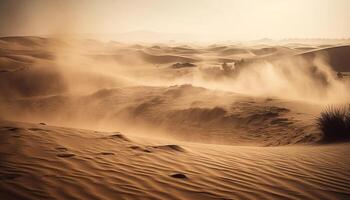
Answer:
[1, 37, 350, 200]
[0, 120, 350, 200]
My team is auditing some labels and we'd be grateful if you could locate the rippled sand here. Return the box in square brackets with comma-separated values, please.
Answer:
[0, 121, 349, 200]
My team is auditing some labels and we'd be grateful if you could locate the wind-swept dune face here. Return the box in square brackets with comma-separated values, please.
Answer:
[1, 0, 350, 197]
[1, 37, 350, 200]
[296, 45, 350, 72]
[0, 36, 350, 144]
[196, 45, 350, 104]
[0, 66, 67, 98]
[0, 37, 68, 98]
[0, 85, 321, 146]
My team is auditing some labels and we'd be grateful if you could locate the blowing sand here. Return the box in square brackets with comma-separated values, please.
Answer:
[1, 36, 350, 200]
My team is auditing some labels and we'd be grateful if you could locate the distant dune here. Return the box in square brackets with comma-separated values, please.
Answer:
[296, 45, 350, 72]
[0, 36, 48, 49]
[219, 48, 251, 56]
[136, 50, 199, 64]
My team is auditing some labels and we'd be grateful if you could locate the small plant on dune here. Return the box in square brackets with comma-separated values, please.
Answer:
[346, 111, 350, 130]
[317, 105, 350, 142]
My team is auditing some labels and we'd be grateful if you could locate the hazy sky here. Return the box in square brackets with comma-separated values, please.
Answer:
[1, 0, 349, 41]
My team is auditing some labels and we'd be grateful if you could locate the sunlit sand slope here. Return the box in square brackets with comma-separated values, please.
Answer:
[0, 120, 349, 200]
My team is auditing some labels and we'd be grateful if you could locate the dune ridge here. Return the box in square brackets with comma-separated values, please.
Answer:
[0, 85, 322, 146]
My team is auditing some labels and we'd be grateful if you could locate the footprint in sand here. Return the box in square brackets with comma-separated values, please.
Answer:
[169, 173, 187, 179]
[57, 153, 75, 158]
[55, 147, 68, 152]
[99, 152, 115, 155]
[55, 147, 74, 157]
[129, 145, 141, 150]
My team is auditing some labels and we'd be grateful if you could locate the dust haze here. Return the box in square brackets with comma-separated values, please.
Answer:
[1, 36, 350, 144]
[1, 1, 350, 199]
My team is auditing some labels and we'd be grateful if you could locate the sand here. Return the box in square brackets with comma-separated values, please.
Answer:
[1, 36, 350, 200]
[0, 120, 349, 200]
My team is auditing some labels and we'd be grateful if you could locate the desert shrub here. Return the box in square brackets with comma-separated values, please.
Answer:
[317, 105, 350, 142]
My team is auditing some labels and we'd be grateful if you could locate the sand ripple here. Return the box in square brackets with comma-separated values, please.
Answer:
[0, 121, 349, 200]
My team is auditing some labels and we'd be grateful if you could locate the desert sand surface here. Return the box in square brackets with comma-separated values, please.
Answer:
[1, 36, 350, 200]
[1, 120, 350, 200]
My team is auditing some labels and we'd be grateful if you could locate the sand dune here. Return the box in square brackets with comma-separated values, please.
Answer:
[296, 45, 350, 72]
[0, 36, 48, 50]
[219, 48, 251, 56]
[136, 50, 199, 64]
[0, 85, 322, 146]
[1, 36, 350, 199]
[0, 120, 349, 200]
[0, 65, 67, 98]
